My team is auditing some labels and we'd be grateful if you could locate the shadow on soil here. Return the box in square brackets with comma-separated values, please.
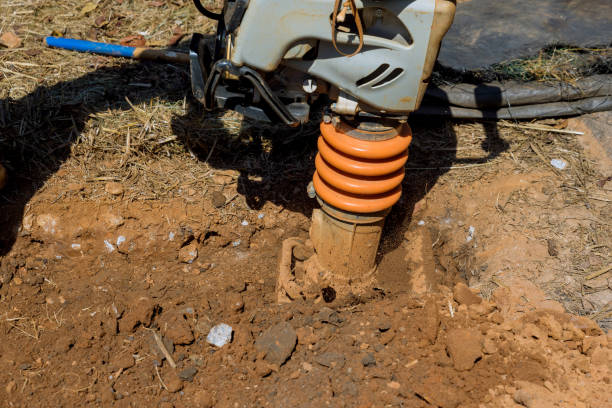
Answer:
[0, 60, 508, 262]
[380, 83, 510, 254]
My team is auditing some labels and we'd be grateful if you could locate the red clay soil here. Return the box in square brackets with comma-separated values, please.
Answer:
[0, 190, 610, 407]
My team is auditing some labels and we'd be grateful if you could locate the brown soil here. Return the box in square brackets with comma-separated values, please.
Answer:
[1, 1, 611, 407]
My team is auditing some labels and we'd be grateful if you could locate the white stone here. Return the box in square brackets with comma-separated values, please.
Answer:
[206, 324, 233, 347]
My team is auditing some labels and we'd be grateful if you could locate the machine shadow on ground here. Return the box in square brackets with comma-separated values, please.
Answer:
[380, 83, 509, 256]
[0, 59, 509, 262]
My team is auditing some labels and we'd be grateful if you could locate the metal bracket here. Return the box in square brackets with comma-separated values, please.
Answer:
[189, 33, 212, 105]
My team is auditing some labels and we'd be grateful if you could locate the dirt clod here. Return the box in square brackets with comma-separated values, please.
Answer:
[178, 242, 198, 264]
[292, 244, 314, 261]
[111, 354, 135, 371]
[419, 297, 440, 344]
[165, 371, 183, 393]
[453, 282, 482, 306]
[104, 182, 124, 196]
[314, 352, 345, 369]
[316, 307, 342, 324]
[513, 381, 555, 408]
[226, 292, 245, 313]
[210, 191, 226, 208]
[0, 31, 22, 49]
[118, 297, 157, 333]
[446, 328, 483, 371]
[161, 312, 194, 345]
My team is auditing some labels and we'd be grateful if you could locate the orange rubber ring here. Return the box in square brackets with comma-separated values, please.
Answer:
[313, 171, 402, 213]
[317, 136, 408, 177]
[315, 154, 405, 195]
[320, 122, 412, 160]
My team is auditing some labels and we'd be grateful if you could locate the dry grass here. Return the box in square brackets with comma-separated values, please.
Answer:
[493, 46, 612, 83]
[434, 46, 612, 84]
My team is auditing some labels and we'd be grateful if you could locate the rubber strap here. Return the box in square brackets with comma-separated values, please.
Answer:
[331, 0, 364, 57]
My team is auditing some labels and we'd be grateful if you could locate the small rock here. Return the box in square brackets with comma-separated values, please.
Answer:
[296, 326, 317, 345]
[380, 329, 396, 345]
[165, 371, 183, 393]
[446, 328, 483, 371]
[0, 31, 22, 49]
[453, 282, 482, 306]
[210, 191, 226, 208]
[387, 381, 401, 390]
[255, 322, 297, 366]
[178, 366, 198, 382]
[206, 323, 233, 347]
[466, 226, 475, 242]
[361, 353, 376, 367]
[104, 240, 116, 253]
[105, 182, 124, 196]
[178, 242, 198, 264]
[255, 360, 274, 377]
[302, 362, 313, 372]
[550, 158, 568, 170]
[316, 307, 342, 325]
[314, 352, 345, 369]
[226, 292, 244, 313]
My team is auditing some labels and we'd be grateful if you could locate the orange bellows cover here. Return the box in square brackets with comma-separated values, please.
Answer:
[313, 122, 412, 213]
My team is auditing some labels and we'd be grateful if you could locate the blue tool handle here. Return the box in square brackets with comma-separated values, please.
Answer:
[44, 36, 136, 58]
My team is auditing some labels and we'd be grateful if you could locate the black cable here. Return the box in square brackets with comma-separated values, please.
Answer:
[192, 0, 222, 20]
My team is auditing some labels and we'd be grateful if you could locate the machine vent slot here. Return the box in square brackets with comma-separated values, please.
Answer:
[371, 68, 404, 88]
[356, 64, 389, 87]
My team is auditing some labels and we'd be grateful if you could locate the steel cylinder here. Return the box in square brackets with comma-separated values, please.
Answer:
[310, 120, 412, 285]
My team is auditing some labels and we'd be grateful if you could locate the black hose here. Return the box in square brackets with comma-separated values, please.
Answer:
[415, 74, 612, 119]
[424, 75, 612, 109]
[414, 96, 612, 119]
[193, 0, 222, 20]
